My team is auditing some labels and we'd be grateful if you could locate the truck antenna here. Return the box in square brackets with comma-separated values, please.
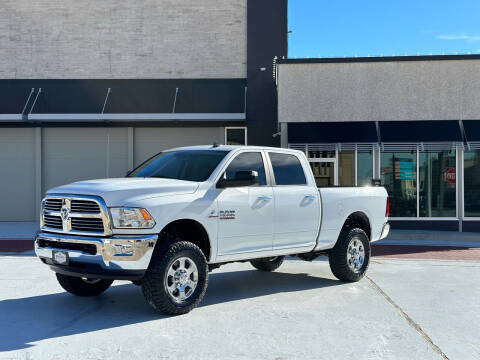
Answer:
[212, 142, 220, 148]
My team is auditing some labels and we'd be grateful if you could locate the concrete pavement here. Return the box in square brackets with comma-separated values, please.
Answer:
[0, 256, 478, 359]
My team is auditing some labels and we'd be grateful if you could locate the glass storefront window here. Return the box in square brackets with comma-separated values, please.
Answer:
[338, 151, 355, 186]
[308, 150, 335, 159]
[381, 151, 417, 217]
[464, 150, 480, 217]
[419, 150, 456, 217]
[311, 162, 335, 187]
[357, 150, 373, 186]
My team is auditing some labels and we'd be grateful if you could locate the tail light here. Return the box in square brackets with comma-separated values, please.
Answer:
[385, 197, 390, 218]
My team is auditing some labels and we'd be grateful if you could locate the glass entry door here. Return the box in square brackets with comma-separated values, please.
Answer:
[310, 159, 337, 187]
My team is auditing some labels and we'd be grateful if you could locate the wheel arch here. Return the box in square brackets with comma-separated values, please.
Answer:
[340, 211, 371, 241]
[157, 218, 212, 261]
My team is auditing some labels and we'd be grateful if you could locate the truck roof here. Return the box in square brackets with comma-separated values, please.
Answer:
[168, 145, 302, 153]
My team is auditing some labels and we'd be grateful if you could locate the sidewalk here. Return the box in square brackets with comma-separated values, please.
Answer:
[377, 229, 480, 247]
[0, 222, 479, 253]
[0, 222, 38, 252]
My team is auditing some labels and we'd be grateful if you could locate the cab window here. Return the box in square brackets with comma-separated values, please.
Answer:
[269, 152, 307, 185]
[225, 152, 267, 185]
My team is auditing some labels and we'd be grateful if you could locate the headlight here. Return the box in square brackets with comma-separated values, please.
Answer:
[110, 208, 156, 229]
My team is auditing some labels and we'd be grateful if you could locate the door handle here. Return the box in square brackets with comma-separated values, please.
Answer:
[304, 195, 316, 200]
[258, 196, 272, 201]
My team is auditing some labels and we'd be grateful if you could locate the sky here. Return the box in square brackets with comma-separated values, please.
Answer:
[288, 0, 480, 58]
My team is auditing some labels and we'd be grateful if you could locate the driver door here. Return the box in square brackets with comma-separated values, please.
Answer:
[216, 151, 274, 257]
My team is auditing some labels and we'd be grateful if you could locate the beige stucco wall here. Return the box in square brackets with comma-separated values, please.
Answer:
[278, 60, 480, 123]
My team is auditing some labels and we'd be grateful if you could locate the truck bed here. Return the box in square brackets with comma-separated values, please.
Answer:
[314, 186, 388, 251]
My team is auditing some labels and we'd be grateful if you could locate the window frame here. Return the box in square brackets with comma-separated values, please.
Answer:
[266, 151, 309, 187]
[225, 127, 247, 146]
[378, 144, 458, 220]
[215, 150, 271, 188]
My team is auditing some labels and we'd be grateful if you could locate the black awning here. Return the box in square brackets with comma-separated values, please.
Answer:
[0, 79, 246, 116]
[288, 122, 378, 143]
[379, 121, 462, 142]
[0, 81, 34, 114]
[462, 120, 480, 141]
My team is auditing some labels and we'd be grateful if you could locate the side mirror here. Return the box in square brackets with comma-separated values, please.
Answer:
[217, 170, 259, 188]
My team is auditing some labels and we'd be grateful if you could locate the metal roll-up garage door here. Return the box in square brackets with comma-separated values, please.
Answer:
[0, 129, 37, 221]
[133, 127, 225, 166]
[43, 128, 129, 192]
[0, 126, 227, 222]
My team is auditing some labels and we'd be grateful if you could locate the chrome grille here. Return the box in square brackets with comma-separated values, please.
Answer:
[44, 198, 62, 211]
[43, 214, 62, 229]
[71, 218, 104, 232]
[71, 200, 100, 213]
[41, 195, 111, 236]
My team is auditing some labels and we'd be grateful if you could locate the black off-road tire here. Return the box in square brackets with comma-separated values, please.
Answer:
[141, 241, 208, 316]
[328, 228, 370, 282]
[250, 256, 285, 272]
[56, 273, 113, 296]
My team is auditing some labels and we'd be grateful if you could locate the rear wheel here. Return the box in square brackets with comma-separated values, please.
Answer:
[328, 228, 370, 282]
[56, 273, 113, 296]
[141, 241, 208, 315]
[250, 256, 284, 272]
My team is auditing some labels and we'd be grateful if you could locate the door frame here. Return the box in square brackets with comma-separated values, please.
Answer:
[308, 158, 338, 186]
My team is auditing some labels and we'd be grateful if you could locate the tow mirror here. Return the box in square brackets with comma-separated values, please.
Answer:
[217, 170, 259, 188]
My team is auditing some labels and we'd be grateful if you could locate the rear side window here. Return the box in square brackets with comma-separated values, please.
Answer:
[269, 152, 307, 185]
[225, 152, 267, 185]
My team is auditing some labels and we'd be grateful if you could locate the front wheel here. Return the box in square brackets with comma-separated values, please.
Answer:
[56, 273, 113, 296]
[250, 256, 284, 272]
[328, 228, 370, 282]
[141, 241, 208, 315]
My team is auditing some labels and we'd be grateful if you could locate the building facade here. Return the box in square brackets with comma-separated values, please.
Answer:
[0, 0, 286, 222]
[2, 0, 480, 233]
[277, 56, 480, 232]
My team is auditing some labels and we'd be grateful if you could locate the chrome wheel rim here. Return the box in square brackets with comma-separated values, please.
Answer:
[347, 237, 365, 273]
[165, 257, 199, 304]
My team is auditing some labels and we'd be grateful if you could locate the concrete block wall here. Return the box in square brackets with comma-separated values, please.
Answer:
[0, 0, 246, 79]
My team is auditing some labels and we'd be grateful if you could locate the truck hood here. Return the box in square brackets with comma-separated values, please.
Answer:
[47, 178, 199, 206]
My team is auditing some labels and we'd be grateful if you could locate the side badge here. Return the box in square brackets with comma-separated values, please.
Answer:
[208, 209, 218, 218]
[219, 210, 236, 220]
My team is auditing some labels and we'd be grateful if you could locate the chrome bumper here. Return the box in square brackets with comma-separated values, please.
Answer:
[379, 222, 390, 240]
[35, 231, 158, 271]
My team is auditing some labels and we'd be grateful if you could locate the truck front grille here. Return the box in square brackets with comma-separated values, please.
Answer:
[71, 218, 104, 232]
[71, 200, 101, 213]
[43, 214, 63, 229]
[41, 195, 111, 236]
[44, 198, 62, 211]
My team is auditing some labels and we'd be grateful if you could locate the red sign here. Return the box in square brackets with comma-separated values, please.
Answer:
[443, 168, 456, 184]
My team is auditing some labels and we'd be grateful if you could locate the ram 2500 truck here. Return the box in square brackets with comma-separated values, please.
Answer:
[35, 145, 390, 315]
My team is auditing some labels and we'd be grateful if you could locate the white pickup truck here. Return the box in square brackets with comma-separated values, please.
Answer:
[35, 145, 390, 315]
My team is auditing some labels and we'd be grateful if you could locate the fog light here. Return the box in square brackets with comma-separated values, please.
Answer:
[114, 244, 134, 255]
[105, 240, 135, 257]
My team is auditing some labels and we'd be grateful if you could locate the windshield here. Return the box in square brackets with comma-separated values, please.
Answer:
[129, 150, 229, 182]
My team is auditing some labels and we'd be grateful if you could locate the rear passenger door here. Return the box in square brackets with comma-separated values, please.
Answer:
[268, 152, 320, 250]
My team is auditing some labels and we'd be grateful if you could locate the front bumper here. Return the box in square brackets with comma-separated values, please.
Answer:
[35, 231, 158, 280]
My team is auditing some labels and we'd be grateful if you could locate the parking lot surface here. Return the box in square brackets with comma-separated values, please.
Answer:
[0, 255, 479, 360]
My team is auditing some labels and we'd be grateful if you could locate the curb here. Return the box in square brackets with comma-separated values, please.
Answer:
[0, 239, 35, 253]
